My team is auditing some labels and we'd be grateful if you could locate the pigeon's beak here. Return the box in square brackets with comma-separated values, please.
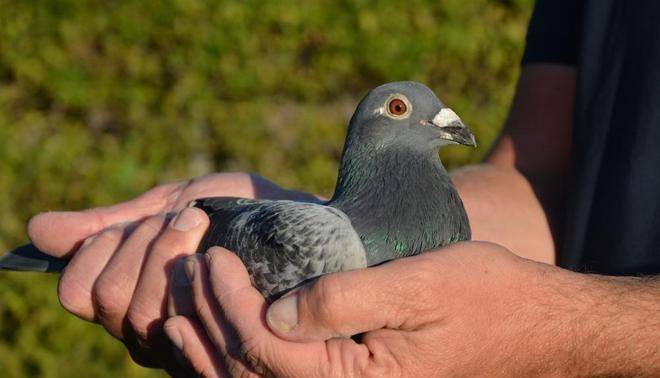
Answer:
[425, 108, 477, 147]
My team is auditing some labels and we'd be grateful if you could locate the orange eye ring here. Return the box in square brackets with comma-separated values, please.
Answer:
[388, 98, 408, 116]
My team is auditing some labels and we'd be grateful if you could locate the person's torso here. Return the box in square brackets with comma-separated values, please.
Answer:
[564, 0, 660, 274]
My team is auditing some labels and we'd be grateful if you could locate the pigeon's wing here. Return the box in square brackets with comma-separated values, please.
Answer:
[192, 197, 367, 300]
[0, 244, 68, 272]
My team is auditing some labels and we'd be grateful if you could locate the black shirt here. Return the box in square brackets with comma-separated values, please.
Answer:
[523, 0, 660, 275]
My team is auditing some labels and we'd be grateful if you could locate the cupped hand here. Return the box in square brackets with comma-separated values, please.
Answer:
[28, 172, 313, 258]
[25, 172, 314, 371]
[165, 242, 589, 377]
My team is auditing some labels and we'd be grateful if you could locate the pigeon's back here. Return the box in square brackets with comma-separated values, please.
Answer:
[192, 197, 367, 300]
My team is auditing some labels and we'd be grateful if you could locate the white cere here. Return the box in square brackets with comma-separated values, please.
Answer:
[432, 108, 462, 127]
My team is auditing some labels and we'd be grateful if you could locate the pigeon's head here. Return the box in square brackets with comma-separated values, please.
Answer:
[347, 81, 476, 151]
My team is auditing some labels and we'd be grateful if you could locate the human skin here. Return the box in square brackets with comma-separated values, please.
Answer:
[25, 64, 577, 371]
[28, 64, 660, 375]
[165, 243, 660, 377]
[161, 64, 659, 376]
[26, 172, 316, 373]
[452, 63, 577, 265]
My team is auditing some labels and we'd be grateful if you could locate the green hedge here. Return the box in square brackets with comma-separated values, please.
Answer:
[0, 1, 532, 376]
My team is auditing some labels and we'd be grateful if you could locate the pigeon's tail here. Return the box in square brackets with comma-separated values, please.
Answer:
[0, 244, 68, 273]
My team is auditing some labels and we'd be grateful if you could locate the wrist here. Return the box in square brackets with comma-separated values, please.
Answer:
[507, 263, 592, 376]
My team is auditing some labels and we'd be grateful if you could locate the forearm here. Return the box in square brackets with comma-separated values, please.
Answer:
[451, 164, 555, 263]
[452, 64, 576, 264]
[548, 269, 660, 376]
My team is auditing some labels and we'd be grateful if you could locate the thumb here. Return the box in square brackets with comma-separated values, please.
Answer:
[265, 256, 431, 342]
[27, 183, 179, 257]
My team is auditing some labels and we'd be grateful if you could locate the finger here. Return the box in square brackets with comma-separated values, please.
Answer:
[92, 213, 171, 338]
[201, 248, 331, 376]
[169, 173, 256, 208]
[27, 182, 183, 257]
[187, 254, 258, 377]
[168, 258, 196, 317]
[265, 252, 441, 342]
[57, 224, 133, 320]
[127, 207, 210, 345]
[164, 316, 228, 378]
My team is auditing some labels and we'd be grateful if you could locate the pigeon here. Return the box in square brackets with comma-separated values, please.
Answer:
[0, 81, 476, 301]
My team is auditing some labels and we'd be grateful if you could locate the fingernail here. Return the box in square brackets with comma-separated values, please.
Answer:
[81, 235, 97, 249]
[267, 293, 299, 333]
[171, 208, 201, 231]
[172, 259, 190, 287]
[165, 326, 183, 350]
[184, 258, 196, 282]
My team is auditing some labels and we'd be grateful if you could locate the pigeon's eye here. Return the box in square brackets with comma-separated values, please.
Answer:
[388, 98, 408, 116]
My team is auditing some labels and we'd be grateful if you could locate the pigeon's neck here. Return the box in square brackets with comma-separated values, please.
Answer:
[328, 143, 467, 265]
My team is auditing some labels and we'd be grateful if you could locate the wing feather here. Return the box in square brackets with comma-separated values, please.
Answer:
[193, 197, 366, 300]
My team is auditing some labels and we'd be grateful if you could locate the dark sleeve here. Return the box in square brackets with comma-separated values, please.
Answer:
[522, 0, 585, 66]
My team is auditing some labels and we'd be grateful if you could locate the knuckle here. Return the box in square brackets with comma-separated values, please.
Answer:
[92, 276, 128, 319]
[215, 347, 257, 378]
[126, 304, 155, 343]
[144, 183, 174, 199]
[309, 275, 346, 328]
[152, 228, 194, 258]
[239, 339, 271, 376]
[92, 227, 124, 243]
[389, 261, 439, 320]
[139, 214, 168, 235]
[218, 348, 240, 375]
[365, 357, 404, 378]
[193, 297, 209, 320]
[358, 336, 406, 378]
[95, 226, 125, 245]
[140, 183, 178, 210]
[241, 344, 260, 369]
[403, 258, 441, 298]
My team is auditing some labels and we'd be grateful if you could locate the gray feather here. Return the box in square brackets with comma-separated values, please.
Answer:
[0, 81, 474, 303]
[0, 244, 67, 273]
[193, 198, 367, 300]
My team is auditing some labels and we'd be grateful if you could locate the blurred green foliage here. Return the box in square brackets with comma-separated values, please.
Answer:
[0, 0, 532, 376]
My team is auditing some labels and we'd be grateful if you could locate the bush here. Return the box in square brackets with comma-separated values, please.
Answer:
[0, 0, 532, 376]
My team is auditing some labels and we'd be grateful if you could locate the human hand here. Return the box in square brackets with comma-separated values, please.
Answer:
[26, 173, 314, 371]
[164, 242, 592, 377]
[28, 172, 314, 258]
